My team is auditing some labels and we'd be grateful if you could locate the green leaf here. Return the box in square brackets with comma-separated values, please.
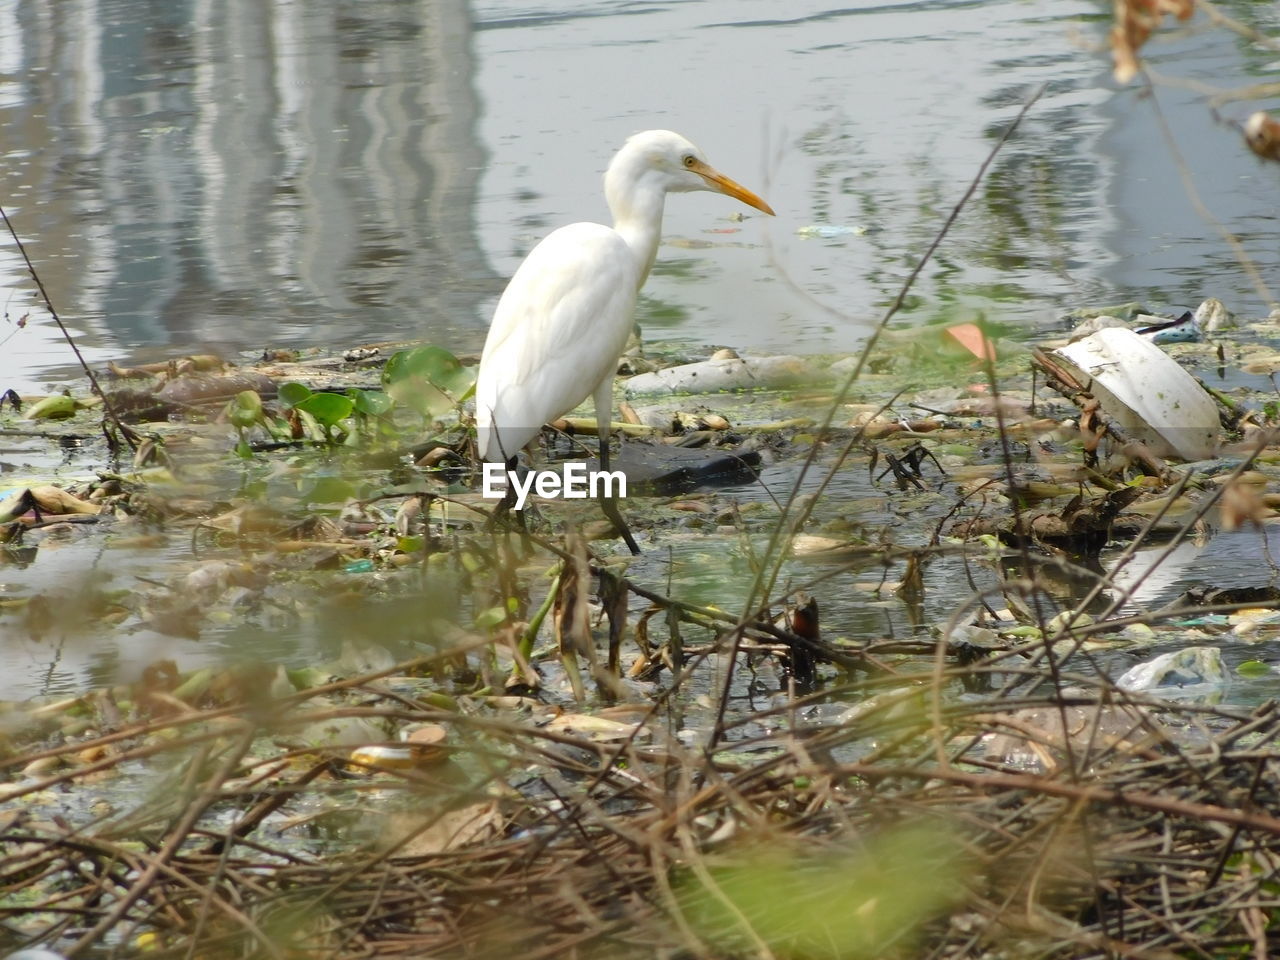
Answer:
[383, 346, 477, 417]
[1237, 659, 1271, 678]
[1004, 625, 1042, 638]
[350, 389, 393, 417]
[228, 390, 264, 430]
[172, 667, 214, 703]
[474, 605, 508, 630]
[26, 393, 80, 420]
[277, 382, 313, 408]
[396, 535, 424, 554]
[301, 476, 358, 504]
[295, 392, 355, 427]
[678, 824, 966, 960]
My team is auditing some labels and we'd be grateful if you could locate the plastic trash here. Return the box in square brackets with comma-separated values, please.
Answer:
[1116, 646, 1227, 696]
[1052, 327, 1220, 460]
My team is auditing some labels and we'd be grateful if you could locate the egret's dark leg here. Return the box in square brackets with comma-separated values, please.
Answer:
[486, 456, 533, 553]
[487, 456, 518, 524]
[597, 430, 640, 555]
[508, 458, 536, 553]
[590, 379, 639, 554]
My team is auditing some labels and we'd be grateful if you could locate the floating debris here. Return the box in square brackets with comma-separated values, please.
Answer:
[794, 223, 870, 239]
[623, 354, 812, 396]
[1245, 110, 1280, 162]
[1051, 326, 1221, 460]
[1117, 646, 1227, 697]
[1134, 310, 1201, 344]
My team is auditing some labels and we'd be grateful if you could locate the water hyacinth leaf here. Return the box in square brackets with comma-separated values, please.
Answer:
[26, 393, 80, 420]
[474, 605, 508, 630]
[277, 382, 313, 408]
[301, 475, 358, 504]
[295, 392, 355, 427]
[383, 346, 476, 417]
[1237, 659, 1270, 678]
[228, 390, 264, 430]
[350, 388, 393, 417]
[286, 666, 327, 690]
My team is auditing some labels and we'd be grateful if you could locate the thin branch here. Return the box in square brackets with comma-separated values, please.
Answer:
[0, 203, 139, 451]
[706, 83, 1049, 752]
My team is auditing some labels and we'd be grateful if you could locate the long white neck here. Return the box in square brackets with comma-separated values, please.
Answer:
[604, 164, 666, 290]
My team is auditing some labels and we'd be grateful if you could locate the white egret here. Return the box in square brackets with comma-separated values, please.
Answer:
[475, 130, 775, 553]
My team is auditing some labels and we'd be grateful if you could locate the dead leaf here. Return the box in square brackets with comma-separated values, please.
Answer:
[201, 503, 288, 536]
[158, 371, 274, 405]
[944, 322, 995, 361]
[1220, 476, 1270, 531]
[31, 486, 102, 516]
[109, 355, 224, 379]
[392, 801, 504, 856]
[545, 713, 643, 740]
[1111, 0, 1195, 84]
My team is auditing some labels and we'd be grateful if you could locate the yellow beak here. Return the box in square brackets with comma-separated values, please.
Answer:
[689, 158, 776, 216]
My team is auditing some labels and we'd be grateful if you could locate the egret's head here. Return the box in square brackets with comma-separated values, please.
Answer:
[606, 129, 775, 216]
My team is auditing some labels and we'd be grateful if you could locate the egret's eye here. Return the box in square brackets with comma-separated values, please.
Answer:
[682, 155, 696, 168]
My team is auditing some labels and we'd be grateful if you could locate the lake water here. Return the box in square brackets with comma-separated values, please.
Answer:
[2, 1, 1279, 699]
[1, 0, 1277, 393]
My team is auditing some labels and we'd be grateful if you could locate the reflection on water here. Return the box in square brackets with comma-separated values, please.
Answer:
[2, 0, 1279, 696]
[1109, 525, 1280, 611]
[1, 0, 492, 389]
[1, 0, 1277, 391]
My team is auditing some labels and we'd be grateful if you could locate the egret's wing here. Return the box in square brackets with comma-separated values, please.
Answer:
[476, 223, 639, 460]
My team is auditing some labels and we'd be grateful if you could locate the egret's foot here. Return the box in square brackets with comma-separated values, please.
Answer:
[486, 503, 535, 557]
[483, 458, 536, 555]
[599, 495, 641, 555]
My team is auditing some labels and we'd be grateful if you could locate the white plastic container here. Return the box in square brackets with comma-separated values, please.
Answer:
[1052, 327, 1220, 461]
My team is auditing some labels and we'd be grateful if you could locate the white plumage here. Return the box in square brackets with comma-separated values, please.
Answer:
[475, 221, 637, 462]
[474, 130, 774, 550]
